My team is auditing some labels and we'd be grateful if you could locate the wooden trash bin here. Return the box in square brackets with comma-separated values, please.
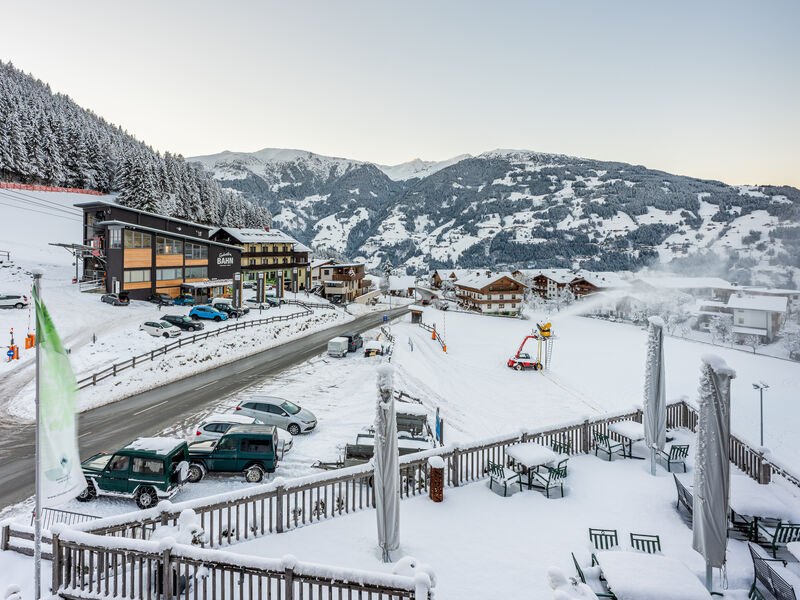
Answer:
[428, 456, 444, 502]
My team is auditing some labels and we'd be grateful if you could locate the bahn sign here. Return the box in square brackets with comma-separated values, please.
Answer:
[216, 251, 235, 267]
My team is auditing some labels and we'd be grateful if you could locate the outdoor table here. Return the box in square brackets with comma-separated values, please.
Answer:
[594, 551, 712, 600]
[607, 420, 645, 458]
[728, 475, 800, 540]
[506, 442, 560, 488]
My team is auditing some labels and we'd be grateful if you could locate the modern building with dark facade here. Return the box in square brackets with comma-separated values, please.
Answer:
[76, 200, 241, 300]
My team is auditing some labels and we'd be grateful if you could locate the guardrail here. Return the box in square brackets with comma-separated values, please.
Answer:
[75, 300, 333, 390]
[418, 321, 446, 351]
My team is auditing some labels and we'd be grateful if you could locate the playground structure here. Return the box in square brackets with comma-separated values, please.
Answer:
[507, 322, 554, 371]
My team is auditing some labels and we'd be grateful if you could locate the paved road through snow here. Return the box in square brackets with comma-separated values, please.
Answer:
[0, 306, 409, 510]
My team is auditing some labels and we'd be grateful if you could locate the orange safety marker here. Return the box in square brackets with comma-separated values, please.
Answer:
[25, 334, 35, 349]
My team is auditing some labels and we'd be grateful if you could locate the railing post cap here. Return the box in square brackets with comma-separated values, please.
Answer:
[281, 554, 297, 570]
[157, 500, 173, 513]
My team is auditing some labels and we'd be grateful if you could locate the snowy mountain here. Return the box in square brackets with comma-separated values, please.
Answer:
[191, 147, 800, 285]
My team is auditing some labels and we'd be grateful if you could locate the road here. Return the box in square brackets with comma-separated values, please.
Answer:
[0, 305, 409, 510]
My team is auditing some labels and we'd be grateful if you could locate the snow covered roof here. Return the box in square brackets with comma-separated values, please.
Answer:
[727, 294, 788, 313]
[211, 227, 300, 245]
[294, 242, 311, 253]
[122, 437, 185, 454]
[437, 269, 489, 281]
[96, 221, 241, 250]
[181, 279, 233, 289]
[532, 269, 578, 284]
[389, 275, 416, 290]
[742, 286, 800, 296]
[311, 259, 334, 269]
[75, 198, 213, 230]
[633, 276, 733, 290]
[579, 271, 631, 289]
[455, 271, 527, 290]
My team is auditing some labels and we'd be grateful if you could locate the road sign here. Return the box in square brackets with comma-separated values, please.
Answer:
[7, 349, 14, 359]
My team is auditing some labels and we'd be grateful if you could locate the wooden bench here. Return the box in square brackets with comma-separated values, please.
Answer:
[657, 444, 689, 472]
[755, 521, 800, 558]
[593, 431, 625, 461]
[487, 461, 522, 497]
[748, 543, 798, 600]
[673, 473, 693, 517]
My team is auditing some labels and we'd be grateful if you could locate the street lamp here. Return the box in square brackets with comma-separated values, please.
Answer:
[752, 381, 769, 446]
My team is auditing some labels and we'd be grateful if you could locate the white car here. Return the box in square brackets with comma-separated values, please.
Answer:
[244, 297, 271, 310]
[193, 413, 294, 454]
[140, 320, 181, 338]
[0, 293, 29, 309]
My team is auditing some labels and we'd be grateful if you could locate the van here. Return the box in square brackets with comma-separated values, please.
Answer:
[327, 336, 349, 357]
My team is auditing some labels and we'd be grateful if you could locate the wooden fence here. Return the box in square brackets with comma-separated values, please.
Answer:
[53, 531, 425, 600]
[417, 321, 445, 352]
[75, 300, 333, 390]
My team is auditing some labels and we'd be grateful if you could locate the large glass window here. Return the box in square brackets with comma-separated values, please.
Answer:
[184, 242, 208, 260]
[156, 236, 183, 255]
[185, 266, 208, 279]
[157, 267, 183, 281]
[109, 227, 122, 249]
[124, 230, 152, 249]
[123, 269, 151, 283]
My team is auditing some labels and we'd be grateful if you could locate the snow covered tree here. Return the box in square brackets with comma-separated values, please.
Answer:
[709, 315, 733, 346]
[742, 334, 762, 354]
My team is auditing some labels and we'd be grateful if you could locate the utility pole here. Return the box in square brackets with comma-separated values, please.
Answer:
[752, 382, 769, 446]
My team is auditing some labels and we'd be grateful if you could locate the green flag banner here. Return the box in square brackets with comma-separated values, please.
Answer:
[33, 287, 87, 507]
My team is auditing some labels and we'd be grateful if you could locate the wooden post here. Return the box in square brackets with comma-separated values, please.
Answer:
[284, 566, 294, 600]
[428, 457, 444, 503]
[451, 450, 460, 487]
[162, 547, 172, 600]
[0, 524, 8, 551]
[276, 486, 284, 533]
[50, 533, 60, 593]
[581, 420, 591, 454]
[758, 454, 772, 485]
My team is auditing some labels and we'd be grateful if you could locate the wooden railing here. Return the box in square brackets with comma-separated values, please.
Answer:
[75, 300, 333, 390]
[53, 530, 426, 600]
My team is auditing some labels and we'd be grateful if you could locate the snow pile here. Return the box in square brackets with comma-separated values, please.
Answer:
[547, 568, 598, 599]
[150, 508, 207, 546]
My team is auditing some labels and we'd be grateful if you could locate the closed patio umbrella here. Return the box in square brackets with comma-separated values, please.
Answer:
[643, 316, 667, 476]
[693, 354, 735, 591]
[374, 364, 400, 562]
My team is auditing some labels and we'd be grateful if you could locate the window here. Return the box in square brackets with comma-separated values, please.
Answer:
[499, 294, 504, 300]
[511, 303, 516, 308]
[499, 304, 505, 308]
[282, 257, 288, 264]
[156, 236, 183, 255]
[242, 438, 272, 454]
[217, 437, 238, 452]
[108, 455, 130, 472]
[267, 404, 286, 416]
[273, 245, 279, 252]
[249, 259, 256, 266]
[184, 243, 207, 260]
[737, 317, 744, 324]
[132, 458, 164, 475]
[157, 268, 183, 281]
[124, 230, 152, 249]
[124, 269, 151, 283]
[185, 266, 207, 279]
[487, 304, 492, 309]
[262, 258, 268, 264]
[109, 227, 122, 249]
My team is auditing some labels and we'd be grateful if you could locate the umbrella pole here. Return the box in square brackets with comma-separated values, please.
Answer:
[650, 446, 656, 476]
[705, 564, 712, 591]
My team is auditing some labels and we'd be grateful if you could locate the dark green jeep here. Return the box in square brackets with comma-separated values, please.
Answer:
[77, 437, 190, 509]
[187, 425, 278, 483]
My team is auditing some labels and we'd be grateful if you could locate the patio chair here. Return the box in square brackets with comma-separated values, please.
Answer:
[571, 553, 617, 599]
[672, 474, 693, 517]
[657, 444, 689, 472]
[630, 533, 661, 554]
[593, 431, 625, 461]
[748, 543, 798, 600]
[754, 521, 800, 558]
[487, 460, 522, 497]
[530, 462, 567, 498]
[552, 440, 571, 455]
[589, 528, 619, 550]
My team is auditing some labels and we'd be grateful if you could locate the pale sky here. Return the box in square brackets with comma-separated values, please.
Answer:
[2, 1, 798, 186]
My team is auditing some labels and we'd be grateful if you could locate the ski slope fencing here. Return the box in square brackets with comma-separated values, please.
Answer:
[8, 398, 794, 600]
[0, 181, 104, 195]
[75, 300, 334, 390]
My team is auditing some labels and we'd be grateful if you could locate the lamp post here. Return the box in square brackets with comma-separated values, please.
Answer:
[752, 382, 769, 446]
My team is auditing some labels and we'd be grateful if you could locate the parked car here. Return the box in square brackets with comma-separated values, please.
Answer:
[243, 281, 256, 290]
[161, 314, 205, 332]
[194, 414, 294, 454]
[244, 297, 271, 310]
[235, 396, 317, 435]
[216, 304, 247, 318]
[172, 294, 196, 306]
[342, 333, 363, 352]
[147, 293, 174, 306]
[189, 305, 229, 322]
[211, 296, 250, 313]
[77, 437, 190, 509]
[264, 297, 286, 308]
[0, 294, 29, 309]
[140, 320, 182, 338]
[327, 336, 349, 357]
[187, 425, 280, 483]
[100, 292, 129, 306]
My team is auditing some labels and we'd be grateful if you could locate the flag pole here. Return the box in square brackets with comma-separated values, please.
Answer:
[33, 270, 42, 600]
